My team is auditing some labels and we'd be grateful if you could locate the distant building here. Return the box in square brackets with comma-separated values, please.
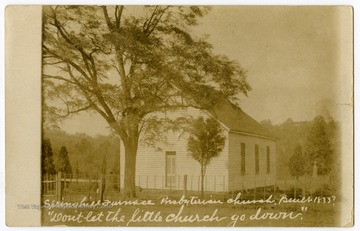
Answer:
[120, 101, 277, 192]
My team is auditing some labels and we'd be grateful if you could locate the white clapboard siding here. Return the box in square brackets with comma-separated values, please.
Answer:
[120, 107, 276, 192]
[120, 108, 230, 192]
[228, 132, 277, 191]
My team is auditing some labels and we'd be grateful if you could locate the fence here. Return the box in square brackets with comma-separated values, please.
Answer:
[135, 174, 227, 192]
[42, 173, 333, 202]
[42, 173, 121, 202]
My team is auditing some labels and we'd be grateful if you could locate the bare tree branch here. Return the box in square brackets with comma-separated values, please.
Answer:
[115, 5, 124, 29]
[43, 74, 76, 85]
[101, 6, 114, 29]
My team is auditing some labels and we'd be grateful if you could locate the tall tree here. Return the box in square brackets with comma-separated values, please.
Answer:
[73, 137, 95, 176]
[55, 146, 72, 175]
[44, 128, 120, 177]
[42, 6, 250, 197]
[41, 138, 56, 176]
[288, 144, 306, 180]
[187, 117, 225, 197]
[96, 140, 110, 201]
[304, 115, 333, 175]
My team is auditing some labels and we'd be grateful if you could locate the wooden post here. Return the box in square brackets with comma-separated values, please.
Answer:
[169, 176, 172, 195]
[214, 176, 216, 192]
[191, 176, 193, 191]
[223, 176, 225, 192]
[65, 174, 68, 189]
[205, 175, 207, 193]
[310, 177, 314, 198]
[162, 176, 164, 189]
[274, 180, 276, 196]
[56, 172, 62, 201]
[264, 177, 266, 199]
[223, 176, 226, 201]
[99, 173, 104, 202]
[183, 175, 188, 197]
[254, 177, 257, 200]
[46, 174, 49, 193]
[69, 174, 72, 201]
[198, 176, 200, 193]
[118, 172, 121, 193]
[320, 187, 323, 197]
[88, 177, 92, 201]
[263, 186, 266, 199]
[50, 174, 53, 191]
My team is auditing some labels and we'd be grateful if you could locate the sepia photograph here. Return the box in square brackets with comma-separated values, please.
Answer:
[4, 4, 354, 228]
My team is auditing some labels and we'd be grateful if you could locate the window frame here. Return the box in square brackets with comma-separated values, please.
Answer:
[255, 144, 259, 175]
[241, 143, 246, 176]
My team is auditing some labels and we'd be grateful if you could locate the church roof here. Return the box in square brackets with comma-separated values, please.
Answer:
[208, 101, 276, 139]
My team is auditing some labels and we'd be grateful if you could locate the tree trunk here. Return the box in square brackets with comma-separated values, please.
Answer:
[200, 165, 204, 198]
[119, 114, 140, 199]
[100, 155, 106, 202]
[100, 174, 106, 202]
[123, 140, 138, 198]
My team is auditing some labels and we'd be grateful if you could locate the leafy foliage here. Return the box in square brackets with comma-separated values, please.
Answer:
[44, 128, 120, 177]
[261, 115, 339, 179]
[42, 6, 250, 128]
[42, 5, 250, 197]
[304, 115, 333, 175]
[41, 138, 56, 176]
[188, 117, 226, 165]
[288, 144, 306, 179]
[55, 146, 72, 174]
[187, 117, 225, 196]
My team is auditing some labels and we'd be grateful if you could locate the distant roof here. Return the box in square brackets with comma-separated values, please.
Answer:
[208, 101, 276, 139]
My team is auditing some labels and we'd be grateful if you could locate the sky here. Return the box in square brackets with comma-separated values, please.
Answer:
[195, 6, 344, 122]
[59, 6, 351, 136]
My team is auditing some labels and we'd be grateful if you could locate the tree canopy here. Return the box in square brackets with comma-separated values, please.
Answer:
[288, 144, 306, 179]
[55, 146, 72, 174]
[187, 117, 225, 196]
[42, 6, 250, 197]
[42, 6, 250, 127]
[304, 115, 333, 175]
[41, 138, 56, 176]
[44, 128, 120, 177]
